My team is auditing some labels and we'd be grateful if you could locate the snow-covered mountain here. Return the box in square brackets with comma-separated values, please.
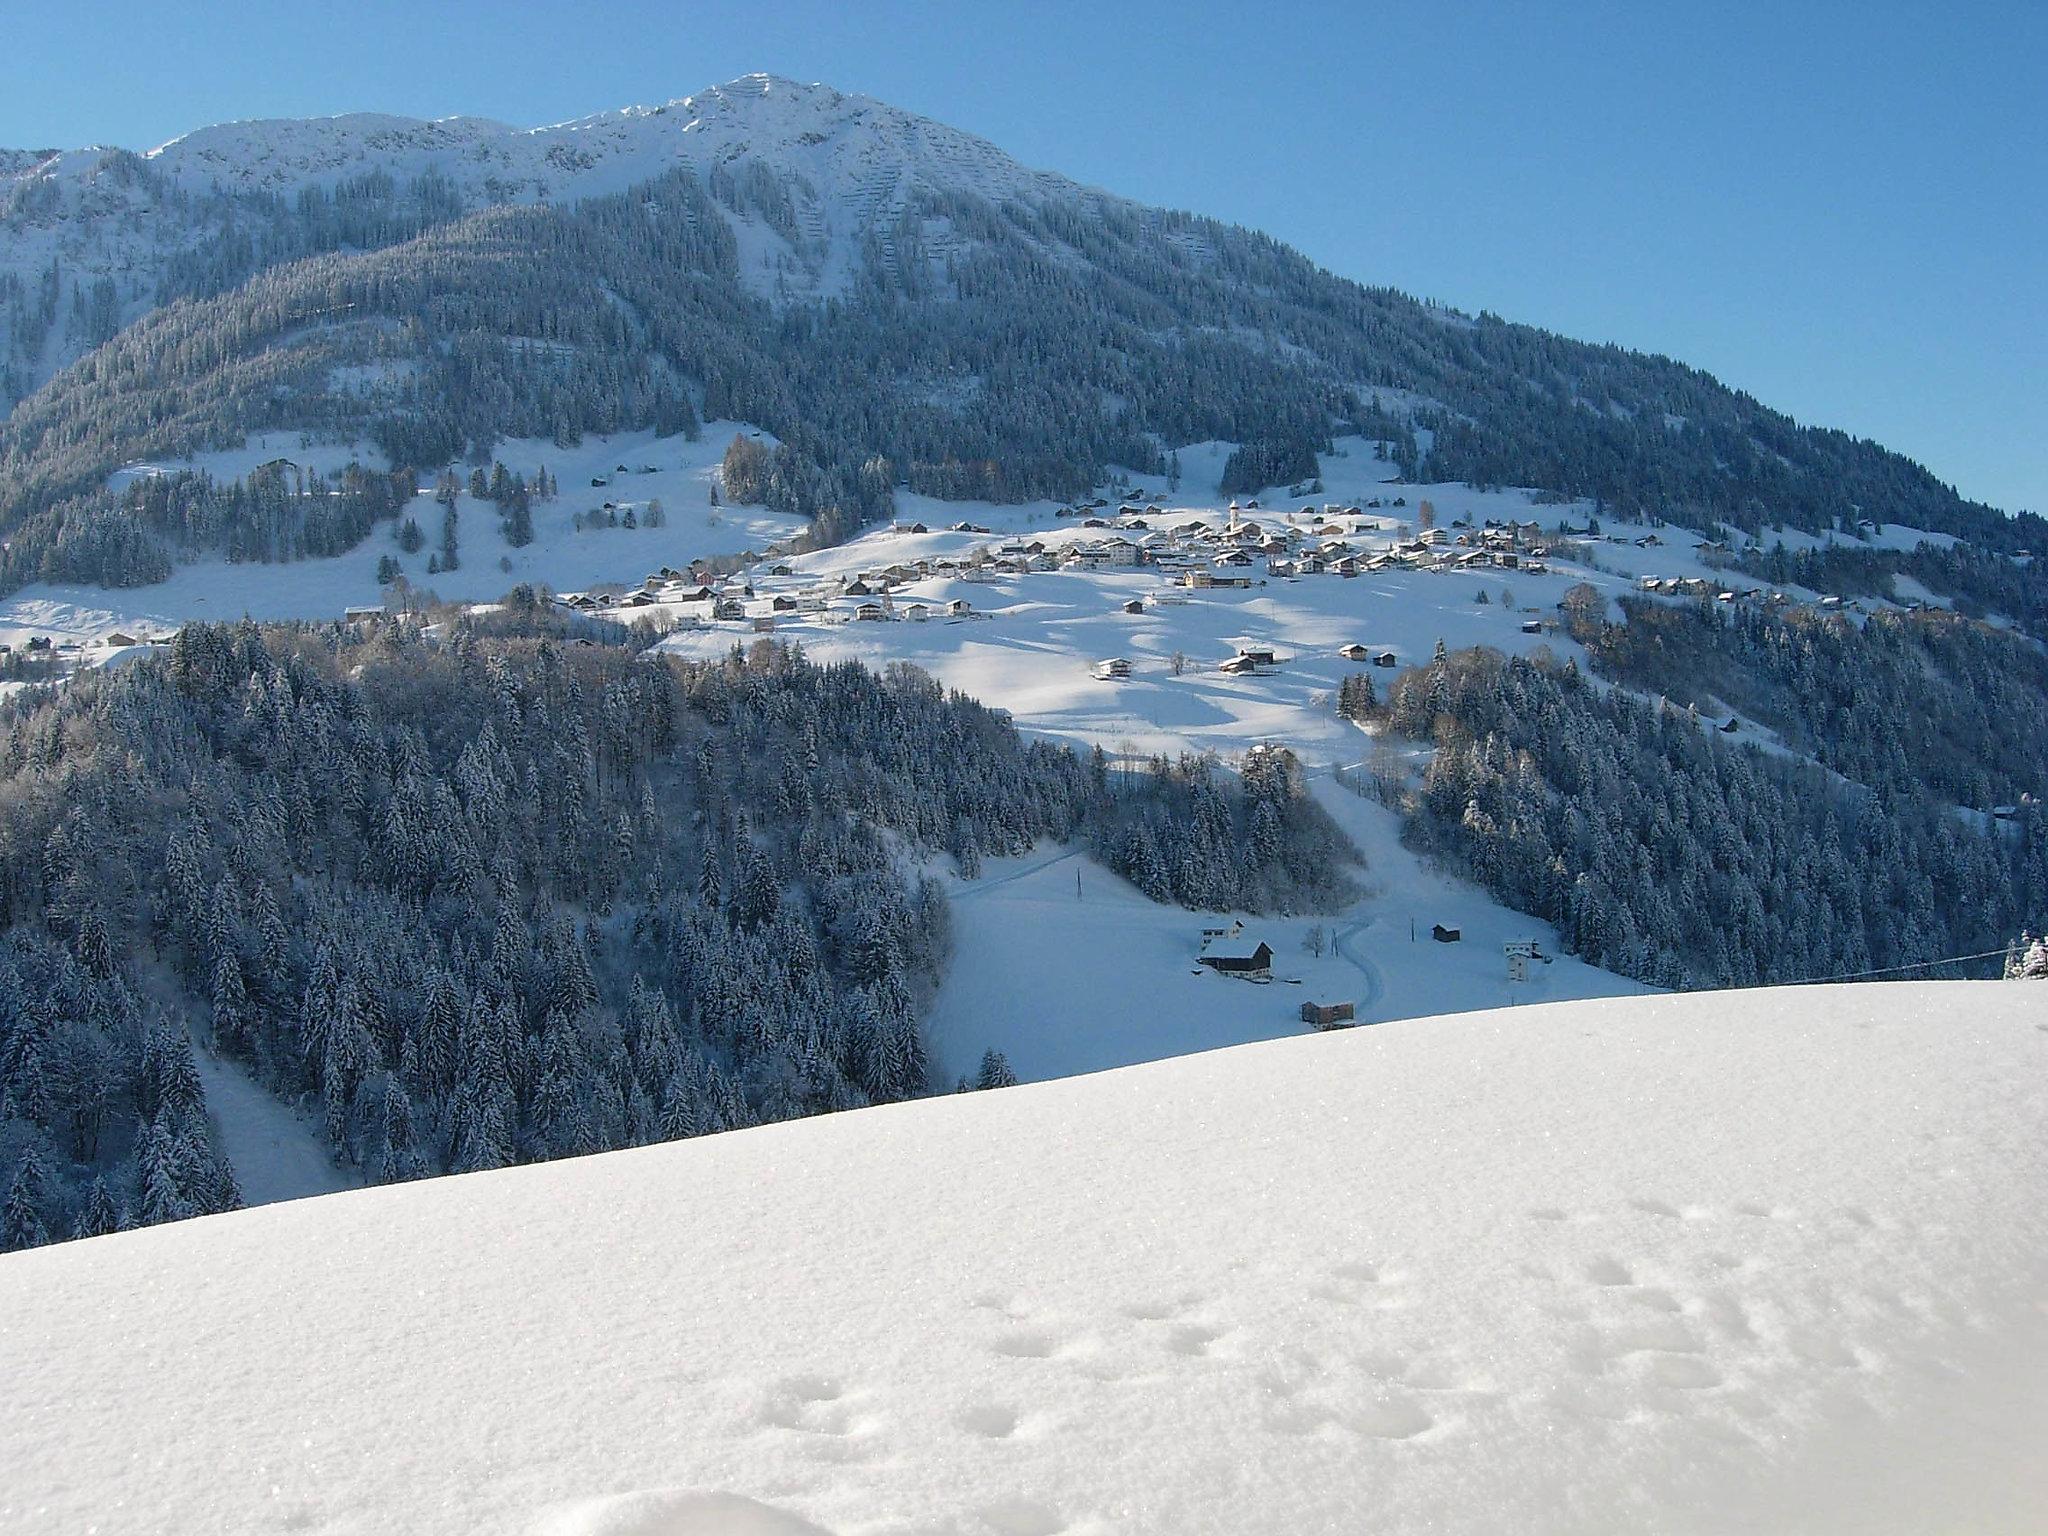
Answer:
[5, 71, 2027, 575]
[5, 981, 2043, 1535]
[0, 74, 1089, 397]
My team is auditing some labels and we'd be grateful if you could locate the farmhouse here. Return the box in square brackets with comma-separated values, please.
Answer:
[1199, 933, 1275, 976]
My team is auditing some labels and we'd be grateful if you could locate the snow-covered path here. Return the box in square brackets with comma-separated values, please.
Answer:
[187, 1034, 356, 1208]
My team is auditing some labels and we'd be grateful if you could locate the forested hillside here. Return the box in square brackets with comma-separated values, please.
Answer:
[1582, 598, 2048, 809]
[2, 79, 2029, 601]
[1360, 645, 2046, 990]
[0, 607, 1352, 1249]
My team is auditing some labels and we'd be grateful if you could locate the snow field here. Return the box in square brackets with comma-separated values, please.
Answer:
[1, 983, 2041, 1534]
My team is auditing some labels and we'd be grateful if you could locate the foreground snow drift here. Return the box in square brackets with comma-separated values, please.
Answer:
[3, 983, 2044, 1535]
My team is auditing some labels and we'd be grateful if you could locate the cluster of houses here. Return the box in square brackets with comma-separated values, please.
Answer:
[0, 630, 155, 661]
[1635, 576, 1873, 616]
[558, 557, 983, 631]
[1033, 501, 1558, 586]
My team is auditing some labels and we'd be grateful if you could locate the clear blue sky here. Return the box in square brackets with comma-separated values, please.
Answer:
[5, 0, 2042, 513]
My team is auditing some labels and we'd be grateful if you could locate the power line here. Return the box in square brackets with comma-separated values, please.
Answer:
[1768, 948, 2013, 988]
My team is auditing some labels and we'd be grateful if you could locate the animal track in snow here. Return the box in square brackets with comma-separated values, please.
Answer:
[990, 1329, 1060, 1360]
[953, 1403, 1022, 1439]
[758, 1376, 866, 1436]
[1163, 1322, 1225, 1357]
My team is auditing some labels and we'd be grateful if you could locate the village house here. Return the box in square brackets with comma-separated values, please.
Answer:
[1301, 1001, 1356, 1030]
[1199, 930, 1275, 976]
[1094, 656, 1133, 681]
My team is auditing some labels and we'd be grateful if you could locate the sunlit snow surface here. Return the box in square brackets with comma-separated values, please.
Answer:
[3, 983, 2043, 1535]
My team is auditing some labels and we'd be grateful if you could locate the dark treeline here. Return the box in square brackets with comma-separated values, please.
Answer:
[1361, 646, 2046, 991]
[0, 460, 417, 590]
[0, 613, 1351, 1250]
[1583, 599, 2048, 811]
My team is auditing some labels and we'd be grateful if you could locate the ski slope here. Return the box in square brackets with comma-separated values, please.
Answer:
[3, 982, 2042, 1535]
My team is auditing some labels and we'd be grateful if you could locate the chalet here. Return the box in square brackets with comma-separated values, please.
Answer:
[342, 606, 386, 626]
[1373, 651, 1398, 668]
[1521, 619, 1544, 634]
[1123, 598, 1147, 614]
[854, 600, 888, 622]
[1218, 655, 1259, 676]
[1339, 643, 1371, 661]
[1235, 646, 1280, 668]
[893, 520, 930, 534]
[1094, 656, 1133, 681]
[713, 598, 747, 621]
[1071, 546, 1112, 570]
[1720, 717, 1741, 733]
[947, 599, 974, 617]
[768, 563, 795, 577]
[903, 602, 931, 622]
[1301, 1001, 1356, 1029]
[751, 616, 777, 633]
[771, 595, 799, 612]
[1432, 924, 1462, 943]
[1199, 933, 1274, 976]
[103, 632, 139, 648]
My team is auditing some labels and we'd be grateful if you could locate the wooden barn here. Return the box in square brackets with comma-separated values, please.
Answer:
[1199, 934, 1275, 976]
[1301, 1001, 1356, 1029]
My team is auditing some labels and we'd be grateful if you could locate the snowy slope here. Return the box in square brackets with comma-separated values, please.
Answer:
[0, 424, 800, 650]
[3, 982, 2042, 1535]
